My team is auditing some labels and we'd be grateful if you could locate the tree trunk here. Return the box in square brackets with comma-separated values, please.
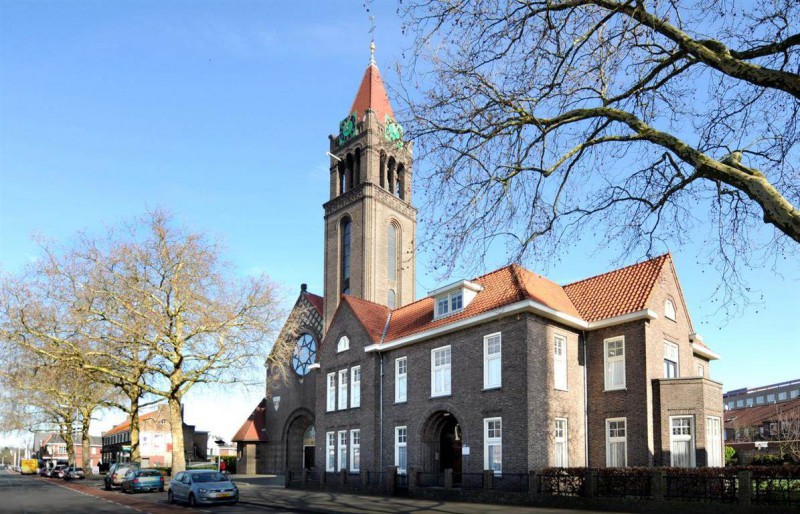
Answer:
[62, 427, 76, 467]
[128, 388, 141, 463]
[168, 396, 185, 476]
[80, 415, 93, 477]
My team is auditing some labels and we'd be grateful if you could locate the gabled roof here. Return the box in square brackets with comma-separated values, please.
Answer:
[563, 254, 670, 322]
[231, 399, 267, 443]
[349, 63, 394, 123]
[341, 295, 390, 343]
[104, 408, 160, 436]
[305, 292, 323, 317]
[724, 397, 800, 429]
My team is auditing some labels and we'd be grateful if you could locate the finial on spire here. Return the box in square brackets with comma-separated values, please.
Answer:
[369, 15, 377, 66]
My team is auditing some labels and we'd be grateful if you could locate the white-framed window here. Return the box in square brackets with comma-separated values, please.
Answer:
[604, 337, 625, 390]
[606, 418, 627, 467]
[338, 430, 347, 471]
[431, 346, 452, 397]
[436, 296, 449, 317]
[338, 369, 348, 410]
[706, 416, 722, 467]
[665, 299, 677, 321]
[670, 416, 695, 467]
[555, 418, 568, 467]
[736, 399, 744, 408]
[350, 366, 361, 408]
[434, 291, 465, 318]
[484, 417, 502, 475]
[395, 426, 407, 474]
[350, 430, 360, 473]
[695, 363, 704, 377]
[326, 432, 335, 472]
[326, 373, 336, 412]
[664, 341, 679, 378]
[450, 291, 463, 311]
[791, 389, 799, 399]
[554, 334, 567, 390]
[768, 394, 775, 402]
[756, 396, 765, 404]
[778, 391, 787, 401]
[483, 332, 502, 389]
[337, 336, 349, 352]
[395, 357, 407, 403]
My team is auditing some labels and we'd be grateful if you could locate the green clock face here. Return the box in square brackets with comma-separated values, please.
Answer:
[338, 113, 357, 145]
[384, 116, 404, 149]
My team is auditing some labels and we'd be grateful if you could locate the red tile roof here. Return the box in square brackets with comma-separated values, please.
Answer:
[349, 63, 394, 123]
[341, 296, 390, 343]
[104, 409, 160, 436]
[305, 292, 323, 317]
[724, 397, 800, 429]
[231, 399, 267, 442]
[563, 254, 670, 322]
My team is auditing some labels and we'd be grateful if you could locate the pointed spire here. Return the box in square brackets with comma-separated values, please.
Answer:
[348, 52, 395, 123]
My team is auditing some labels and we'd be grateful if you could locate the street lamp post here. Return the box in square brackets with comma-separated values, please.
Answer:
[214, 439, 225, 472]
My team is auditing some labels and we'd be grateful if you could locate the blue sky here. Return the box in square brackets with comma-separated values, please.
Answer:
[1, 1, 798, 445]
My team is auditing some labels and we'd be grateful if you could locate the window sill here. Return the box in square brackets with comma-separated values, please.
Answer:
[483, 386, 502, 392]
[394, 400, 407, 405]
[604, 387, 627, 392]
[555, 387, 569, 392]
[431, 393, 452, 399]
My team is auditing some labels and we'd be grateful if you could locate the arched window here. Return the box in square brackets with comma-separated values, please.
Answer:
[388, 289, 396, 309]
[346, 154, 354, 191]
[341, 218, 351, 294]
[387, 157, 396, 195]
[354, 148, 361, 186]
[292, 333, 317, 376]
[379, 152, 386, 189]
[665, 299, 677, 321]
[388, 224, 397, 281]
[396, 164, 405, 199]
[338, 161, 346, 195]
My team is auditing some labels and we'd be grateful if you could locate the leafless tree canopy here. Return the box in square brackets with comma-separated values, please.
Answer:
[399, 0, 799, 309]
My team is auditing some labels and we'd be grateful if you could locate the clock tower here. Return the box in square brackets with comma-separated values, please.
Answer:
[322, 46, 416, 330]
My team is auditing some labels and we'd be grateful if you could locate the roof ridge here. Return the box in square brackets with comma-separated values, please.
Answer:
[508, 263, 529, 303]
[562, 253, 671, 287]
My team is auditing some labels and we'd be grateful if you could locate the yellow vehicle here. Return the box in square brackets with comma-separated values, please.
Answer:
[20, 459, 38, 475]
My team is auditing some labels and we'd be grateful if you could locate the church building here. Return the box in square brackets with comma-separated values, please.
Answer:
[233, 48, 724, 476]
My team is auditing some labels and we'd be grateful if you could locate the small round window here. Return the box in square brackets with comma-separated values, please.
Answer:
[292, 333, 317, 376]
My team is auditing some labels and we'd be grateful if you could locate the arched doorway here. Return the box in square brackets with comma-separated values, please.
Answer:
[285, 414, 314, 471]
[421, 411, 463, 481]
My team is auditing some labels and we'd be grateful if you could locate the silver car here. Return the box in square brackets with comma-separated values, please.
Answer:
[168, 470, 239, 507]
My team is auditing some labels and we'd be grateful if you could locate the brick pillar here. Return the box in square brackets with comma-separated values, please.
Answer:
[528, 470, 540, 497]
[651, 470, 665, 501]
[584, 469, 596, 498]
[409, 468, 419, 488]
[737, 470, 752, 505]
[340, 468, 347, 485]
[386, 466, 397, 496]
[444, 468, 453, 489]
[483, 470, 493, 490]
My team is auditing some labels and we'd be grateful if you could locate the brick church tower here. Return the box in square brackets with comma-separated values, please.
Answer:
[322, 45, 416, 330]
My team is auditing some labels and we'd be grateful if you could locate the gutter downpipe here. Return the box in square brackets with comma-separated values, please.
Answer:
[378, 313, 393, 472]
[582, 329, 589, 466]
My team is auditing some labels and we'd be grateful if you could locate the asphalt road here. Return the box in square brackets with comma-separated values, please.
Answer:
[0, 470, 290, 514]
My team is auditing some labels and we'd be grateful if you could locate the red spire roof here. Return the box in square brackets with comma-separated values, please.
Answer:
[349, 63, 395, 123]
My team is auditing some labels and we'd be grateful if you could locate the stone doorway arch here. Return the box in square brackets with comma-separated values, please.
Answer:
[421, 410, 463, 481]
[284, 411, 314, 471]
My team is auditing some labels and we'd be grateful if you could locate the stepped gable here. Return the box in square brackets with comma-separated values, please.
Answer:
[563, 254, 670, 322]
[231, 399, 267, 443]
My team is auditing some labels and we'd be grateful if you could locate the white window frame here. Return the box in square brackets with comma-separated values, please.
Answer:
[326, 432, 335, 472]
[669, 416, 696, 467]
[664, 341, 679, 378]
[554, 334, 567, 391]
[778, 391, 787, 401]
[395, 357, 407, 403]
[350, 430, 360, 473]
[431, 345, 452, 397]
[695, 362, 704, 377]
[434, 291, 465, 318]
[604, 337, 626, 390]
[436, 296, 449, 317]
[706, 416, 723, 467]
[326, 373, 336, 412]
[337, 336, 349, 353]
[338, 369, 348, 410]
[664, 299, 677, 321]
[395, 426, 407, 474]
[606, 417, 627, 467]
[484, 417, 502, 475]
[554, 418, 568, 467]
[483, 332, 502, 389]
[350, 366, 361, 408]
[337, 430, 347, 471]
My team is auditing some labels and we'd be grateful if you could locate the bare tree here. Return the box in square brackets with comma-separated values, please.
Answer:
[1, 210, 287, 475]
[774, 402, 800, 462]
[399, 0, 799, 310]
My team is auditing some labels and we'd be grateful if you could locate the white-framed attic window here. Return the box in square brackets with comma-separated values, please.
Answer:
[337, 335, 350, 352]
[429, 280, 484, 319]
[664, 299, 677, 321]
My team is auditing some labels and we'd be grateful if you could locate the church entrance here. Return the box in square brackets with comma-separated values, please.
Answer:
[421, 411, 462, 482]
[286, 415, 314, 471]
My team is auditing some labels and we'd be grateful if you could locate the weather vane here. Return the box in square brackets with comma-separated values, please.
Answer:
[369, 15, 376, 66]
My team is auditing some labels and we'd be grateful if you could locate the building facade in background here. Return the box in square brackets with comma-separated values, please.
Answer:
[234, 50, 724, 475]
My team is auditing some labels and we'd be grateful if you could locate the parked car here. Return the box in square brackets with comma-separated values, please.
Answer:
[168, 470, 238, 507]
[104, 463, 139, 490]
[50, 465, 67, 479]
[39, 467, 50, 477]
[120, 468, 164, 494]
[63, 466, 85, 480]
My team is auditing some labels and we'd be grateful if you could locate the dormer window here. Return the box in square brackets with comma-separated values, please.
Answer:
[337, 336, 350, 353]
[665, 299, 676, 321]
[430, 280, 484, 319]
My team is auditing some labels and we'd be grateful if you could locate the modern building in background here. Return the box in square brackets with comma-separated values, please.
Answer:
[724, 378, 800, 411]
[101, 403, 208, 467]
[234, 48, 724, 474]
